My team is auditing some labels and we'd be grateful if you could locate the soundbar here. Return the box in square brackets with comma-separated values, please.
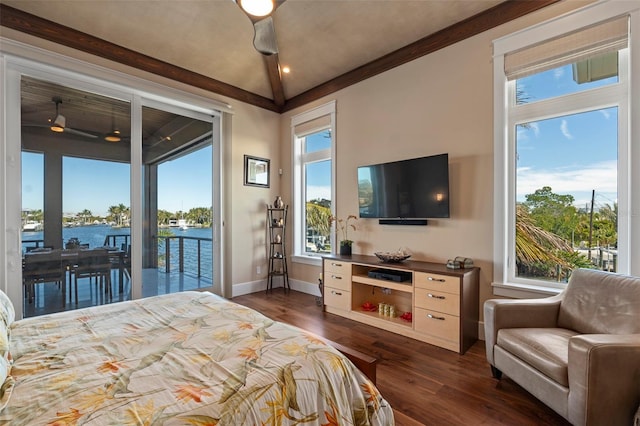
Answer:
[379, 219, 428, 226]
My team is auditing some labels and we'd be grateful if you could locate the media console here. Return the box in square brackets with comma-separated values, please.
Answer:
[322, 254, 479, 354]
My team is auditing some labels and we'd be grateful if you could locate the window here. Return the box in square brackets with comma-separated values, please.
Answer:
[291, 101, 336, 264]
[493, 4, 639, 297]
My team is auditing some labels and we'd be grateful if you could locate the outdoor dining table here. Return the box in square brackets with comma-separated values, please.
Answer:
[23, 247, 125, 305]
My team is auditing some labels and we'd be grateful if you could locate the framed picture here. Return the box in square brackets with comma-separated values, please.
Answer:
[244, 155, 270, 188]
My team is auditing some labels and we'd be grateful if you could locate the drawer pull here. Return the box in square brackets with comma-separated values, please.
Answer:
[427, 314, 446, 321]
[427, 293, 445, 300]
[331, 262, 342, 267]
[331, 275, 342, 280]
[427, 277, 446, 282]
[331, 290, 342, 296]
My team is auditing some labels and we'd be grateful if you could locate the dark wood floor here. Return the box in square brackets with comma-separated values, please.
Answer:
[233, 289, 570, 426]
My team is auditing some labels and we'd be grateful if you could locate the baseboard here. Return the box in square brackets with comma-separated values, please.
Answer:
[289, 278, 321, 296]
[478, 321, 485, 341]
[232, 278, 319, 298]
[232, 279, 268, 297]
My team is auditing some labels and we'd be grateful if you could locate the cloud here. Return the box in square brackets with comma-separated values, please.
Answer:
[306, 185, 331, 201]
[560, 119, 573, 139]
[554, 68, 565, 79]
[517, 160, 618, 206]
[600, 109, 611, 120]
[516, 122, 541, 143]
[530, 122, 540, 137]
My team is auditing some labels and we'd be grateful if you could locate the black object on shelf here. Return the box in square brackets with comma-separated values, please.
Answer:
[367, 268, 412, 282]
[267, 205, 290, 293]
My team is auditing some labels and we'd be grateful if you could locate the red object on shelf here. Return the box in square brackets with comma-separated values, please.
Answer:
[400, 312, 413, 322]
[361, 301, 377, 312]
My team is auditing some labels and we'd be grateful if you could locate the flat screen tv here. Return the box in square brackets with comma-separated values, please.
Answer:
[358, 153, 450, 220]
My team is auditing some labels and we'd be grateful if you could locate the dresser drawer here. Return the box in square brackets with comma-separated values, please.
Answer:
[324, 272, 350, 291]
[414, 307, 459, 342]
[324, 287, 351, 311]
[324, 260, 351, 276]
[414, 272, 460, 294]
[414, 287, 460, 315]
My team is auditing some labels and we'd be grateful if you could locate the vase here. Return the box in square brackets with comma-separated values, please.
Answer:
[274, 196, 284, 209]
[339, 242, 352, 256]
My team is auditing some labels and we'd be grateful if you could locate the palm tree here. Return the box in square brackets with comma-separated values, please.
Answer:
[306, 202, 331, 233]
[516, 205, 571, 265]
[515, 204, 577, 279]
[108, 205, 121, 225]
[79, 209, 92, 224]
[157, 209, 172, 227]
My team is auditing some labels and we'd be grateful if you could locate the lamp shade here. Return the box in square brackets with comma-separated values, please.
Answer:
[50, 114, 66, 132]
[105, 129, 121, 142]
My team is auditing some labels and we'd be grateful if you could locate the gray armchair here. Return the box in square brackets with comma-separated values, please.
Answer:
[484, 268, 640, 426]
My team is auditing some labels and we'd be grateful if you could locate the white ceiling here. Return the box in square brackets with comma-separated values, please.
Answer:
[3, 0, 504, 101]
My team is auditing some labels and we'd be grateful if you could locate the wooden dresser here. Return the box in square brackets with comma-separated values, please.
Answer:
[322, 254, 479, 354]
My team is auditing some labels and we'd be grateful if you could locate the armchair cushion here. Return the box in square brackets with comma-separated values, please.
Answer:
[498, 328, 578, 386]
[484, 294, 562, 365]
[558, 268, 640, 334]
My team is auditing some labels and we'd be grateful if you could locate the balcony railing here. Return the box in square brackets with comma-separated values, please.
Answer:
[156, 235, 213, 280]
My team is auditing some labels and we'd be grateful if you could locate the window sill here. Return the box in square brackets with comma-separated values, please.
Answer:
[491, 281, 563, 299]
[291, 254, 323, 267]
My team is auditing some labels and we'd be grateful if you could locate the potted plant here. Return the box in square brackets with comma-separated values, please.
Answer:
[330, 214, 357, 256]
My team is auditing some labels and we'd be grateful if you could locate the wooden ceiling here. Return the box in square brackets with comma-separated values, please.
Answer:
[1, 1, 561, 113]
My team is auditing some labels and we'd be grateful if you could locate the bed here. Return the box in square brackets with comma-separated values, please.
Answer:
[0, 290, 393, 425]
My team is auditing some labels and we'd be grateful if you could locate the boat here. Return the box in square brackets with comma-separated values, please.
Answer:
[22, 221, 43, 232]
[169, 218, 189, 230]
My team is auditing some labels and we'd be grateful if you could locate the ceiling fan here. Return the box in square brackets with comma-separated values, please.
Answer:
[235, 0, 286, 55]
[24, 96, 98, 139]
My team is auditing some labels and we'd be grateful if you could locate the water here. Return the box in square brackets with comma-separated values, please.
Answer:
[22, 225, 214, 279]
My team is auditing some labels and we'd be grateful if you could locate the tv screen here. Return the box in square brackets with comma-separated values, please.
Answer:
[358, 153, 450, 219]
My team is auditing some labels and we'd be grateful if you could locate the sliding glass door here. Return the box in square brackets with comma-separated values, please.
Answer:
[18, 73, 221, 317]
[21, 76, 132, 316]
[141, 104, 216, 297]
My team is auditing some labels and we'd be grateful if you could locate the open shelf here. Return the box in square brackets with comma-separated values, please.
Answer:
[351, 310, 413, 328]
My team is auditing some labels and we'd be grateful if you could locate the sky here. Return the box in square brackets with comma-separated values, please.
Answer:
[305, 130, 332, 202]
[515, 61, 618, 210]
[21, 57, 620, 218]
[22, 145, 212, 217]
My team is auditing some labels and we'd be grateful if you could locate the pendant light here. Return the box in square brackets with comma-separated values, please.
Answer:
[105, 108, 121, 143]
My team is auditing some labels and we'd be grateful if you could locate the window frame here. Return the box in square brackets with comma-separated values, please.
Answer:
[492, 1, 640, 298]
[290, 101, 336, 266]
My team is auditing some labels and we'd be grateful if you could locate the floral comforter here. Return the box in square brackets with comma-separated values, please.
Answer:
[2, 291, 393, 425]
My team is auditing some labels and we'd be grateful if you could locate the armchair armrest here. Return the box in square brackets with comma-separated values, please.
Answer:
[568, 334, 640, 426]
[484, 294, 563, 365]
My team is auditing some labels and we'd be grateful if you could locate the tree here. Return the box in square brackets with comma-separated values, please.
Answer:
[306, 202, 331, 237]
[79, 209, 92, 224]
[187, 207, 212, 226]
[516, 193, 592, 280]
[516, 204, 571, 268]
[108, 203, 129, 227]
[157, 209, 172, 226]
[523, 186, 579, 242]
[108, 205, 121, 225]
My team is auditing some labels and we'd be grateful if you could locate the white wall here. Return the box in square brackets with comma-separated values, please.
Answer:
[1, 1, 594, 309]
[280, 1, 592, 319]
